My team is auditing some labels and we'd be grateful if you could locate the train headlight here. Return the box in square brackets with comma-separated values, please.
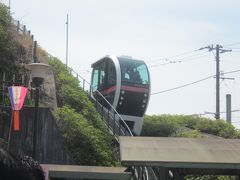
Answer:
[121, 90, 125, 94]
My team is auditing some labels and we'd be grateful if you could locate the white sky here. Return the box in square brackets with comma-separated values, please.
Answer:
[2, 0, 240, 127]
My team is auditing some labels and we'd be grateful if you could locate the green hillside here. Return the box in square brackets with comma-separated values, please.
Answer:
[142, 114, 240, 138]
[0, 3, 116, 166]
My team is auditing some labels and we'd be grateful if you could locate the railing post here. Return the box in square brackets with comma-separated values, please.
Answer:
[107, 110, 110, 129]
[95, 99, 97, 109]
[83, 79, 85, 91]
[113, 112, 116, 135]
[12, 74, 15, 85]
[124, 123, 127, 135]
[21, 74, 25, 85]
[137, 166, 140, 180]
[2, 72, 5, 105]
[101, 104, 103, 121]
[23, 25, 26, 35]
[89, 85, 91, 98]
[17, 21, 20, 32]
[118, 120, 121, 136]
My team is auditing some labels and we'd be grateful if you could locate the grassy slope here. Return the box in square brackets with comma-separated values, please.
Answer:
[48, 57, 117, 166]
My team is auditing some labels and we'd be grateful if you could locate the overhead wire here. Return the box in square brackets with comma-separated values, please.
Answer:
[148, 49, 199, 63]
[148, 51, 212, 68]
[151, 75, 214, 95]
[151, 69, 240, 95]
[223, 42, 240, 47]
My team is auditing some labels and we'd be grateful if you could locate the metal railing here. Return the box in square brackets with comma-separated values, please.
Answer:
[0, 72, 29, 106]
[68, 68, 155, 180]
[68, 68, 133, 141]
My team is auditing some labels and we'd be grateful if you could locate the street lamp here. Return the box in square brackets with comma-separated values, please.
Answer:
[25, 63, 50, 159]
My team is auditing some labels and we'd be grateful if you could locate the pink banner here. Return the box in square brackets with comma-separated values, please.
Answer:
[8, 86, 28, 110]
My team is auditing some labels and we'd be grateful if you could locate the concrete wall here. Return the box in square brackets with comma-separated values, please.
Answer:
[0, 107, 73, 164]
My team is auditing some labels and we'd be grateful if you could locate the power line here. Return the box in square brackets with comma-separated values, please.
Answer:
[151, 69, 240, 96]
[151, 75, 213, 95]
[148, 53, 212, 68]
[223, 42, 240, 47]
[148, 49, 198, 63]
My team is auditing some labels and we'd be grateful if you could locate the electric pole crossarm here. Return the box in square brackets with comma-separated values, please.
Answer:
[199, 44, 232, 120]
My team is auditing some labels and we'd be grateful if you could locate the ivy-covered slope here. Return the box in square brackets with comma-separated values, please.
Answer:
[48, 57, 117, 166]
[0, 2, 117, 166]
[0, 3, 29, 73]
[142, 114, 240, 138]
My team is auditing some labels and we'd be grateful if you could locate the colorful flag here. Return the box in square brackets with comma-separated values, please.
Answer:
[8, 86, 28, 131]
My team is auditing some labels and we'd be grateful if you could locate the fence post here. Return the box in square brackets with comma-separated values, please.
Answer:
[17, 21, 20, 32]
[31, 35, 34, 62]
[113, 112, 116, 135]
[101, 104, 103, 121]
[12, 74, 15, 85]
[2, 72, 5, 105]
[83, 79, 85, 91]
[33, 41, 37, 63]
[107, 110, 110, 129]
[118, 119, 121, 136]
[23, 25, 26, 35]
[21, 74, 25, 85]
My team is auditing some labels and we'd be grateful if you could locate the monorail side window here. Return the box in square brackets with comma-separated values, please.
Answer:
[92, 69, 99, 92]
[107, 60, 116, 88]
[137, 64, 149, 85]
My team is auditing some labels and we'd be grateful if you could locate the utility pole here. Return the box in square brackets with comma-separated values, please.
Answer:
[199, 44, 232, 120]
[215, 45, 220, 119]
[66, 13, 69, 67]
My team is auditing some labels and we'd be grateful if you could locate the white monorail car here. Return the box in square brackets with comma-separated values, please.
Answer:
[91, 55, 150, 135]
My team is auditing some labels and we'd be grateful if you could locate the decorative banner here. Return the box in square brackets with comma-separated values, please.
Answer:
[8, 86, 28, 131]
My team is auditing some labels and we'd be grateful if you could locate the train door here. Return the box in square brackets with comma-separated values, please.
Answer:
[91, 59, 117, 106]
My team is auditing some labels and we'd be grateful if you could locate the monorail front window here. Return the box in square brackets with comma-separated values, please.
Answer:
[118, 58, 149, 85]
[91, 59, 116, 104]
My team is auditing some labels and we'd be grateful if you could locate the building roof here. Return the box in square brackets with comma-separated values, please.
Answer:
[119, 136, 240, 169]
[41, 164, 131, 180]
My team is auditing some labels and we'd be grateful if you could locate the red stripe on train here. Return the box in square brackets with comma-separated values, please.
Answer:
[100, 85, 149, 94]
[121, 85, 149, 93]
[100, 86, 116, 95]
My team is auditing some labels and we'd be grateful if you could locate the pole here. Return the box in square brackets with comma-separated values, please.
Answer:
[226, 94, 231, 124]
[32, 84, 40, 159]
[215, 44, 220, 119]
[33, 41, 38, 63]
[66, 13, 69, 67]
[199, 44, 232, 120]
[7, 111, 14, 150]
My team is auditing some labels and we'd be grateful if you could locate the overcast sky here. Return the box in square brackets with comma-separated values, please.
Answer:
[2, 0, 240, 126]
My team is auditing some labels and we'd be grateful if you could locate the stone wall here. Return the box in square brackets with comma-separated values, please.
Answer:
[0, 107, 73, 164]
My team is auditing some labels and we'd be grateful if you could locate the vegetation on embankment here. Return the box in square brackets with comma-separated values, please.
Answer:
[0, 2, 116, 166]
[142, 114, 240, 138]
[48, 57, 117, 166]
[0, 3, 29, 73]
[142, 115, 240, 180]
